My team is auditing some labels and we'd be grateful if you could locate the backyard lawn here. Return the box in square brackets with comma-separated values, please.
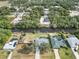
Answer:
[0, 50, 9, 59]
[59, 47, 75, 59]
[23, 33, 49, 42]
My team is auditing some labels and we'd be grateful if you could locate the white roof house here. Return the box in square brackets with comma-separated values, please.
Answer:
[3, 40, 18, 51]
[40, 8, 50, 25]
[67, 35, 79, 48]
[40, 16, 50, 25]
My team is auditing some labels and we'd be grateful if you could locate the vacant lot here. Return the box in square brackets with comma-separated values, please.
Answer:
[12, 44, 35, 59]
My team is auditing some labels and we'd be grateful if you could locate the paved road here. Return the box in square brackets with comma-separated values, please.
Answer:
[71, 48, 79, 59]
[35, 47, 40, 59]
[12, 28, 77, 33]
[11, 12, 25, 24]
[53, 49, 60, 59]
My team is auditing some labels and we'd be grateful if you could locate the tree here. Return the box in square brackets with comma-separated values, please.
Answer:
[39, 43, 49, 54]
[0, 16, 13, 29]
[0, 28, 12, 47]
[0, 6, 10, 15]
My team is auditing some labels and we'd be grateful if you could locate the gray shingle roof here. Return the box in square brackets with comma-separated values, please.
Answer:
[51, 36, 65, 49]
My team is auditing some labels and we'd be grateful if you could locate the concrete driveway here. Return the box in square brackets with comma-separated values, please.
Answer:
[53, 49, 60, 59]
[7, 52, 13, 59]
[35, 47, 40, 59]
[71, 48, 79, 59]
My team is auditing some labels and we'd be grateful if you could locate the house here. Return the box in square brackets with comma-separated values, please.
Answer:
[40, 16, 50, 25]
[3, 40, 18, 51]
[50, 36, 65, 49]
[40, 8, 50, 25]
[34, 38, 49, 45]
[67, 35, 79, 49]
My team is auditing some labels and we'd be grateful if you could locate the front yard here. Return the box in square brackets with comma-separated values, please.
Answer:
[41, 52, 55, 59]
[0, 50, 9, 59]
[40, 38, 55, 59]
[12, 44, 35, 59]
[59, 47, 75, 59]
[23, 33, 49, 42]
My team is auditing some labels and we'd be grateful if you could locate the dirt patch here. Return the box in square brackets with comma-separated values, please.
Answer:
[12, 44, 35, 59]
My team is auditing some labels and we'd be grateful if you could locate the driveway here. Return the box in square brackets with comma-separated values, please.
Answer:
[53, 49, 60, 59]
[35, 47, 40, 59]
[7, 52, 13, 59]
[71, 48, 79, 59]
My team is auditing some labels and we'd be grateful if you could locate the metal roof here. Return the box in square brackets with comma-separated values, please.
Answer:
[67, 35, 79, 48]
[3, 40, 18, 50]
[35, 38, 49, 45]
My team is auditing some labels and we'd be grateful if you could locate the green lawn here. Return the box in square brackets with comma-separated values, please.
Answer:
[24, 33, 49, 41]
[41, 36, 55, 59]
[49, 50, 55, 59]
[41, 45, 55, 59]
[0, 50, 9, 59]
[59, 47, 75, 59]
[26, 33, 48, 38]
[0, 44, 3, 49]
